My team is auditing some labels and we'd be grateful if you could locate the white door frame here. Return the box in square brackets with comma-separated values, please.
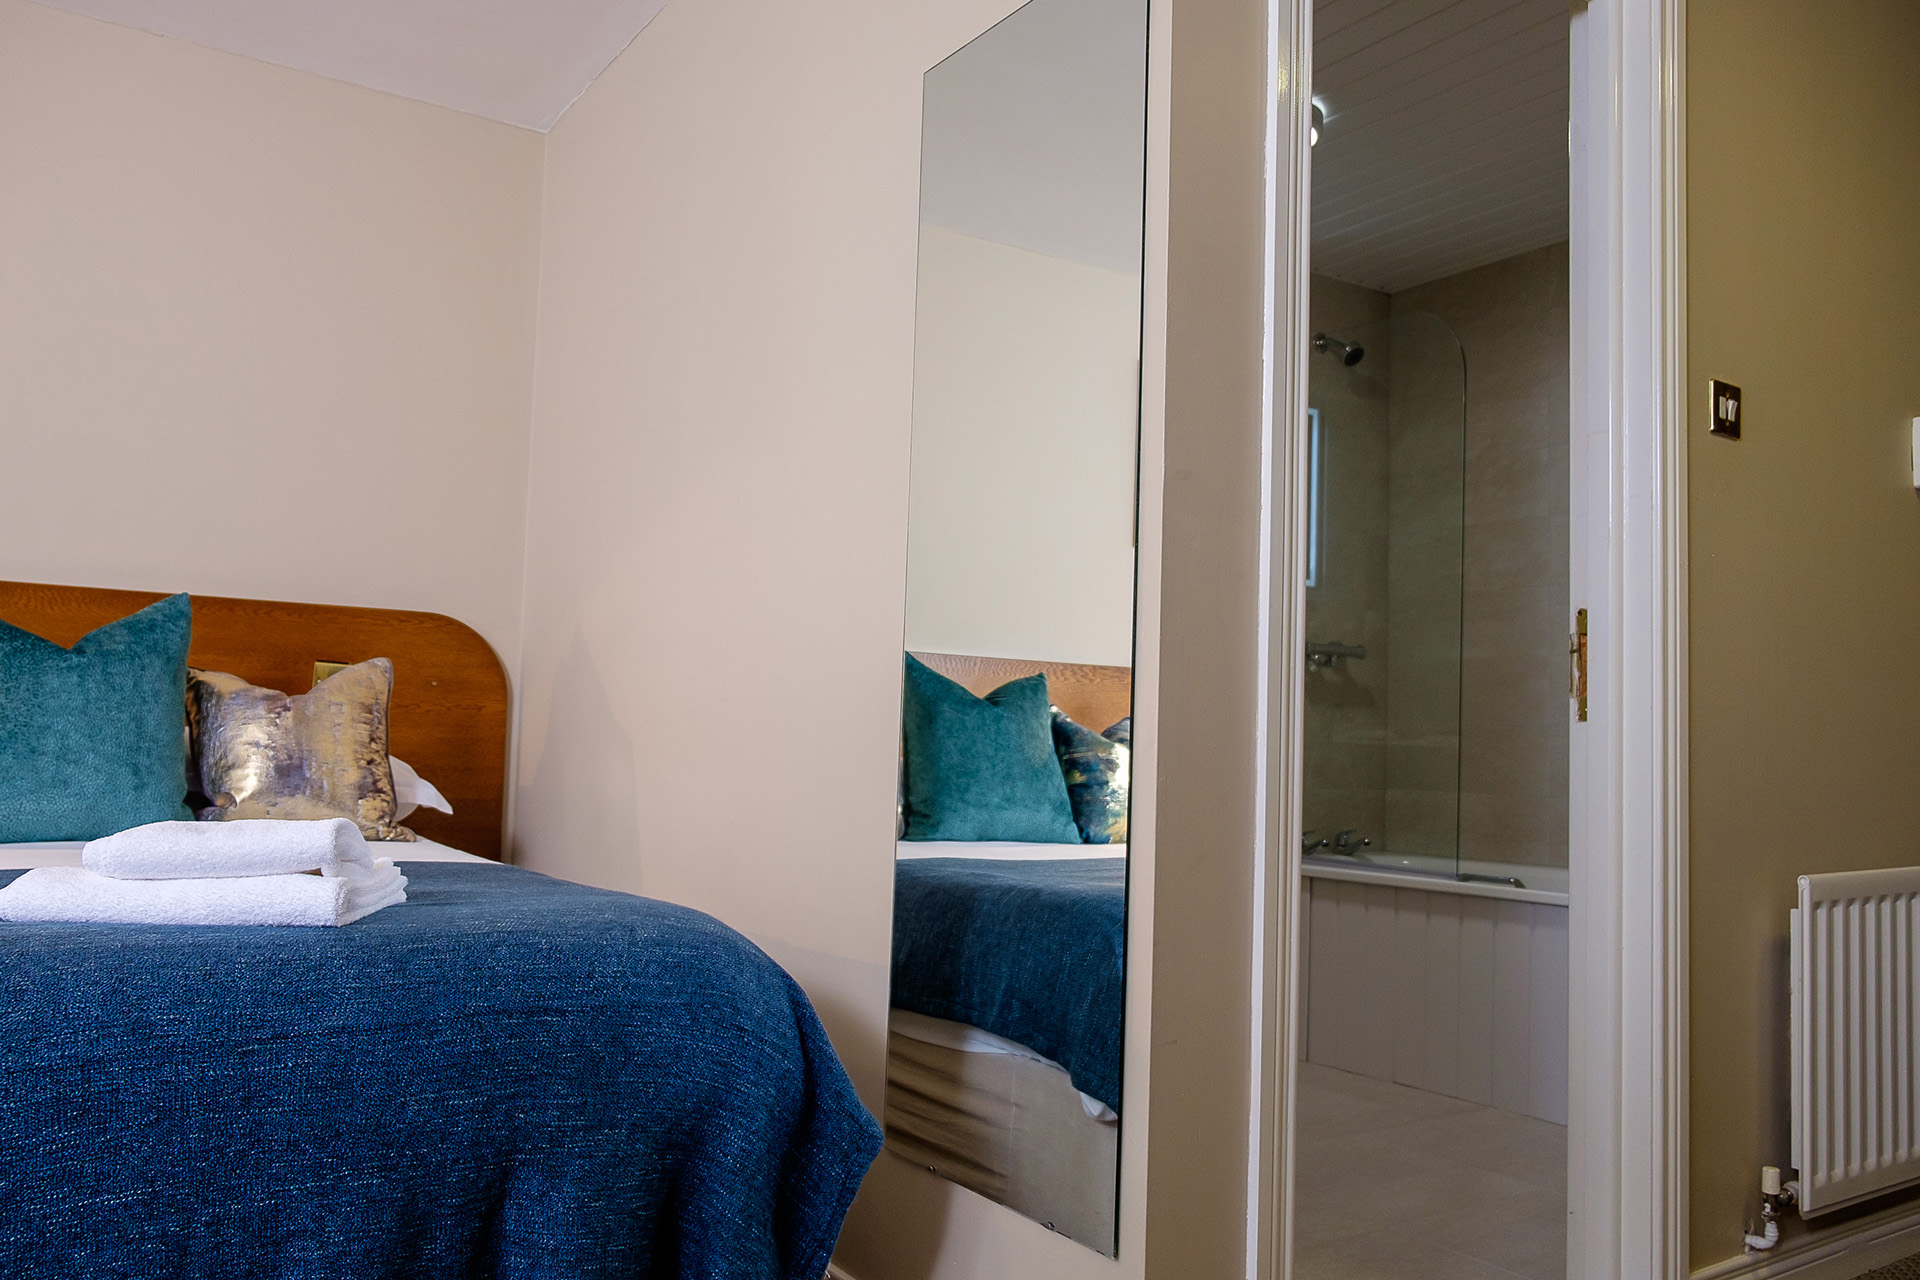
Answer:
[1259, 0, 1690, 1275]
[1566, 0, 1688, 1275]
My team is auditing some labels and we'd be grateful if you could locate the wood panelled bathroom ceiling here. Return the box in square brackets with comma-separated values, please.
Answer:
[1312, 0, 1570, 292]
[27, 0, 670, 129]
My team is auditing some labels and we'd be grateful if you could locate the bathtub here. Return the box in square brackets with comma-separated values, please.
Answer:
[1300, 851, 1568, 1124]
[1301, 850, 1568, 906]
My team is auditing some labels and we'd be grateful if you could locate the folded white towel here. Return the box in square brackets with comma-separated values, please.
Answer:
[0, 860, 408, 927]
[330, 858, 410, 915]
[83, 818, 375, 880]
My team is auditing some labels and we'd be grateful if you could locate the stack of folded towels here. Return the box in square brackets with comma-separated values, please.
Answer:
[0, 818, 408, 927]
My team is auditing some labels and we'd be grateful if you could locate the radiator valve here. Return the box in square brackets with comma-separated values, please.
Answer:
[1744, 1166, 1798, 1253]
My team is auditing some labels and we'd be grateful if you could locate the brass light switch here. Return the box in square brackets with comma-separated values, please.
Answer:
[312, 660, 350, 687]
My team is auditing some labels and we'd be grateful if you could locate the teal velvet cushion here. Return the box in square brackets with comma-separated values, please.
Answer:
[0, 593, 194, 841]
[901, 654, 1081, 843]
[1051, 709, 1131, 844]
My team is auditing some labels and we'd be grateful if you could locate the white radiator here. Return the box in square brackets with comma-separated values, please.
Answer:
[1791, 867, 1920, 1215]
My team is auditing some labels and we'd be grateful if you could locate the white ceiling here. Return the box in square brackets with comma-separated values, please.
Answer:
[918, 0, 1148, 275]
[28, 0, 1553, 267]
[29, 0, 670, 130]
[1312, 0, 1569, 293]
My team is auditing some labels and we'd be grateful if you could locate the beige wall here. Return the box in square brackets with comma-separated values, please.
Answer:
[1395, 244, 1569, 870]
[0, 0, 544, 670]
[1688, 2, 1920, 1267]
[904, 225, 1141, 667]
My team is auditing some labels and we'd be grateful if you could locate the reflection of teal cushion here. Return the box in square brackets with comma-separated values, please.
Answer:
[901, 655, 1080, 843]
[1051, 710, 1130, 844]
[0, 593, 193, 841]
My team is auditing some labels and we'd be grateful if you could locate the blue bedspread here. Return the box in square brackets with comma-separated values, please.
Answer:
[0, 862, 881, 1280]
[890, 857, 1125, 1111]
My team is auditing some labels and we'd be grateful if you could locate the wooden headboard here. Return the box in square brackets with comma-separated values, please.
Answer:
[910, 651, 1133, 733]
[0, 581, 509, 859]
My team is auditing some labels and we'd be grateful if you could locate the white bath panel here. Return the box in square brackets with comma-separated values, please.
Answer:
[1304, 876, 1568, 1125]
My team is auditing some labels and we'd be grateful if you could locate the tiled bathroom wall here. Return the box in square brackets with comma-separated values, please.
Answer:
[1382, 311, 1468, 859]
[1301, 275, 1392, 852]
[1395, 244, 1569, 869]
[1304, 243, 1569, 869]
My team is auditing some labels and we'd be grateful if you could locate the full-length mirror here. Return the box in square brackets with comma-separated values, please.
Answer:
[885, 0, 1147, 1256]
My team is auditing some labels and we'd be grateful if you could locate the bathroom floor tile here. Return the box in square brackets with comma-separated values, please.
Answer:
[1295, 1063, 1566, 1280]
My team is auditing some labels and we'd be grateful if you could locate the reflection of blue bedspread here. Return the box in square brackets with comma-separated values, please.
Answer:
[891, 857, 1125, 1111]
[0, 862, 880, 1280]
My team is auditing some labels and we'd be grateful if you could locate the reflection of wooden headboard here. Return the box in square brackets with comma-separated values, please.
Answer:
[910, 651, 1133, 733]
[0, 581, 509, 859]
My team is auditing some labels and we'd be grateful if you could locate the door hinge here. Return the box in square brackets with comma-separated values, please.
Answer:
[1570, 608, 1588, 722]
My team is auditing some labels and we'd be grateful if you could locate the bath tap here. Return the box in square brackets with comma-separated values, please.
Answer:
[1306, 641, 1367, 670]
[1302, 831, 1329, 854]
[1334, 830, 1371, 854]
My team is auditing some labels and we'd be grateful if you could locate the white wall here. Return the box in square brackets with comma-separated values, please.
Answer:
[0, 0, 544, 670]
[904, 225, 1140, 667]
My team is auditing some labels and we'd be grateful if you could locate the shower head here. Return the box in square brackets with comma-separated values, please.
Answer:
[1313, 332, 1366, 366]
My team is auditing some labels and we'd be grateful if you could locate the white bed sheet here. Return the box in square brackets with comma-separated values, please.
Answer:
[885, 1016, 1120, 1252]
[891, 1007, 1059, 1063]
[895, 840, 1125, 861]
[890, 1009, 1114, 1120]
[0, 837, 492, 871]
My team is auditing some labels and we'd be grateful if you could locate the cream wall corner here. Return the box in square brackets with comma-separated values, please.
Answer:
[506, 0, 1206, 1273]
[511, 0, 1023, 1148]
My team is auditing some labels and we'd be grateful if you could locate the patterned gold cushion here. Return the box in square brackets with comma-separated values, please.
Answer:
[187, 657, 414, 841]
[1050, 709, 1130, 844]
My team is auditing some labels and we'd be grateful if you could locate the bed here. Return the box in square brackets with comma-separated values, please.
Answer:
[885, 653, 1130, 1254]
[0, 581, 881, 1279]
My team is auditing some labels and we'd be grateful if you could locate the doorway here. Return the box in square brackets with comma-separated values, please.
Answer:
[1290, 3, 1572, 1277]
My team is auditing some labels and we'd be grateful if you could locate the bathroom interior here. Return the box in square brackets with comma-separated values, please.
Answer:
[1292, 1, 1573, 1277]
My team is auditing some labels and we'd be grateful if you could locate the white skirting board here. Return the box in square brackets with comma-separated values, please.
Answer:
[1302, 876, 1569, 1124]
[1689, 1198, 1920, 1279]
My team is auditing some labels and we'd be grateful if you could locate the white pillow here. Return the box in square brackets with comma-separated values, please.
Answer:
[390, 756, 453, 822]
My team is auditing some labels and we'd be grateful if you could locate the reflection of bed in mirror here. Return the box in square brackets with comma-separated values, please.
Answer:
[896, 0, 1146, 1251]
[889, 653, 1129, 1255]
